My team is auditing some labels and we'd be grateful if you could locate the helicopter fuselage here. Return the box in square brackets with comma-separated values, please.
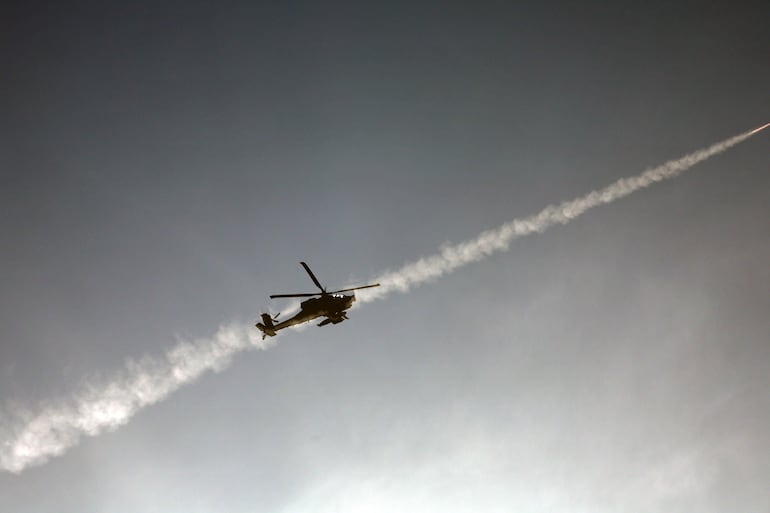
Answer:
[257, 293, 356, 338]
[299, 293, 355, 316]
[256, 262, 378, 339]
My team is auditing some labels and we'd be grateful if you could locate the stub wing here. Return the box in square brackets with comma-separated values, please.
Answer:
[317, 311, 348, 327]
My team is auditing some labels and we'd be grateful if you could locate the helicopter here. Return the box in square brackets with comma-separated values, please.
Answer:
[256, 262, 380, 339]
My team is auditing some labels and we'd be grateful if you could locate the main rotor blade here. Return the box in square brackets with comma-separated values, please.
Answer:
[270, 293, 322, 299]
[327, 283, 381, 294]
[300, 262, 326, 292]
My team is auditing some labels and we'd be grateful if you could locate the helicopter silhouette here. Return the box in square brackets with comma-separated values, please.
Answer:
[256, 262, 380, 339]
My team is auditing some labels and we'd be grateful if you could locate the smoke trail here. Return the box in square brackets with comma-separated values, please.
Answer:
[356, 123, 769, 303]
[0, 123, 765, 474]
[1, 324, 272, 473]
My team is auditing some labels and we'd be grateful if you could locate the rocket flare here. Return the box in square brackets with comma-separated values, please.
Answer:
[749, 122, 770, 135]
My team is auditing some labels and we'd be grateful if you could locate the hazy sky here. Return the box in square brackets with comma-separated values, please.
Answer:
[1, 1, 768, 512]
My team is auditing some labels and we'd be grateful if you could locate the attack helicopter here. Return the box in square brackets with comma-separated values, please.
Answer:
[256, 262, 380, 339]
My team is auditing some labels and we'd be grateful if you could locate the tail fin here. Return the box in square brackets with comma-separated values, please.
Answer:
[256, 313, 277, 340]
[260, 313, 275, 328]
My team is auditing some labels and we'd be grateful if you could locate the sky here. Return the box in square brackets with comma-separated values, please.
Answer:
[1, 1, 768, 512]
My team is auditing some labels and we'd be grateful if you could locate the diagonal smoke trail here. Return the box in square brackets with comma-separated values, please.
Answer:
[356, 123, 769, 303]
[1, 324, 273, 473]
[1, 123, 766, 474]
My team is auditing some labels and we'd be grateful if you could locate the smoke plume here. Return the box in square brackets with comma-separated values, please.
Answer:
[1, 324, 271, 473]
[1, 124, 766, 473]
[357, 123, 768, 303]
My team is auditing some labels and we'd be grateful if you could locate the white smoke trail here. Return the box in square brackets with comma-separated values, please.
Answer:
[1, 324, 272, 473]
[0, 123, 765, 474]
[356, 123, 769, 303]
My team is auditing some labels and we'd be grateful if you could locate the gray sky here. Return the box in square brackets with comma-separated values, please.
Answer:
[1, 1, 768, 512]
